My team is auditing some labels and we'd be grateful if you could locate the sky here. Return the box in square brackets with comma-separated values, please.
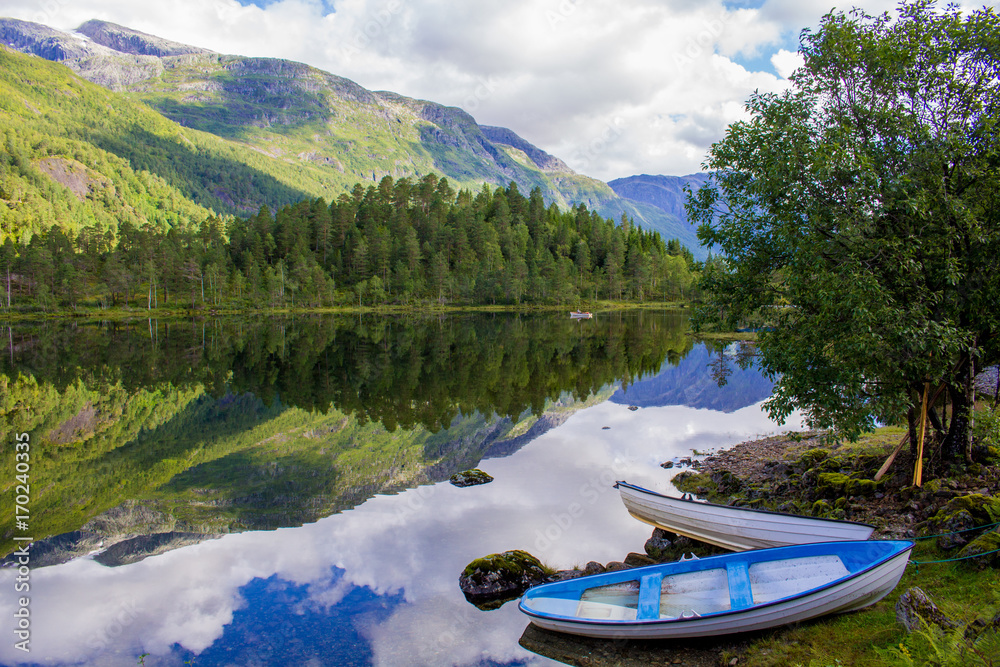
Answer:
[0, 0, 996, 181]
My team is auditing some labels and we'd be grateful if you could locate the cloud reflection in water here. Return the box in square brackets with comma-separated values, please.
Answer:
[0, 395, 800, 666]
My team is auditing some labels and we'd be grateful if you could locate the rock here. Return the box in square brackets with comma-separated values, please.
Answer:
[929, 494, 1000, 527]
[459, 550, 547, 607]
[644, 530, 673, 560]
[937, 532, 968, 551]
[660, 461, 675, 469]
[711, 470, 744, 494]
[896, 587, 959, 633]
[956, 529, 1000, 569]
[547, 569, 584, 582]
[627, 405, 639, 411]
[604, 561, 631, 572]
[582, 561, 605, 576]
[449, 468, 494, 488]
[932, 509, 976, 550]
[817, 472, 851, 498]
[624, 552, 656, 567]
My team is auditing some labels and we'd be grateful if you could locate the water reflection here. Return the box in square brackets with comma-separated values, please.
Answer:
[610, 343, 774, 413]
[0, 312, 799, 666]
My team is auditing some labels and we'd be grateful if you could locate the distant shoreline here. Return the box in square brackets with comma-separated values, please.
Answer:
[0, 301, 690, 322]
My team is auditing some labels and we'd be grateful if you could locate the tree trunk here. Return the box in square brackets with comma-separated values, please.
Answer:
[941, 382, 971, 462]
[966, 350, 976, 464]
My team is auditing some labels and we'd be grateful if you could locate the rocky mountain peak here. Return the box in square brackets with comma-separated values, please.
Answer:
[75, 19, 211, 57]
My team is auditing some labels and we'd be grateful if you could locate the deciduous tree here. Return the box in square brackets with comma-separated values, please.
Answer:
[688, 1, 1000, 462]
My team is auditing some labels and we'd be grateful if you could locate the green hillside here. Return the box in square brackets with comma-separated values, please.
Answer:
[0, 18, 698, 249]
[0, 44, 316, 242]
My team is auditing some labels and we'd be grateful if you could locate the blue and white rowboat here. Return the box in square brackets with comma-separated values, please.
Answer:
[616, 481, 875, 551]
[519, 540, 913, 639]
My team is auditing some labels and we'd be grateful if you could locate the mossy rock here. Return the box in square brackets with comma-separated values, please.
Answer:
[816, 472, 851, 498]
[845, 478, 880, 497]
[459, 549, 547, 607]
[710, 470, 744, 494]
[450, 468, 494, 488]
[922, 478, 944, 494]
[672, 471, 712, 495]
[811, 500, 832, 517]
[930, 494, 1000, 527]
[796, 448, 830, 469]
[957, 530, 1000, 570]
[818, 456, 847, 472]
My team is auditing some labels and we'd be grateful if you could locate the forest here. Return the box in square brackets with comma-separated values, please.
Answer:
[0, 174, 699, 310]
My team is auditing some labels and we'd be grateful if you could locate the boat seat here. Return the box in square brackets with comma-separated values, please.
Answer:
[726, 561, 754, 610]
[636, 573, 664, 620]
[527, 596, 585, 617]
[749, 555, 849, 604]
[575, 600, 638, 620]
[659, 568, 731, 618]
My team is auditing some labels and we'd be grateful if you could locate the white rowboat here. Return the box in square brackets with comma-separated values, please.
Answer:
[519, 539, 913, 639]
[616, 480, 875, 551]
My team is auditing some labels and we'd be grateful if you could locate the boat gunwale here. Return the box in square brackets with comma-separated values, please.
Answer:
[615, 480, 876, 530]
[518, 540, 913, 627]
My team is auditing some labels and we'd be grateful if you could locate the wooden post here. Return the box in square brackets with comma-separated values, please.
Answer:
[875, 381, 946, 482]
[913, 380, 930, 487]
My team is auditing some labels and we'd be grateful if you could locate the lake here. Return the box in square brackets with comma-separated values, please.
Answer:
[0, 310, 798, 666]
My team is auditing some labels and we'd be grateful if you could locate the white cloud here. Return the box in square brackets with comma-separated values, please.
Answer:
[771, 48, 804, 79]
[1, 0, 997, 180]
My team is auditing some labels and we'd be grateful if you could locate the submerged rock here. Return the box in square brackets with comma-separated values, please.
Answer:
[896, 587, 959, 633]
[459, 550, 546, 608]
[449, 468, 494, 488]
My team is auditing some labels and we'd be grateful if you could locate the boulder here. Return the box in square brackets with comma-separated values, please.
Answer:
[460, 550, 547, 607]
[935, 510, 975, 551]
[604, 561, 631, 572]
[623, 552, 656, 567]
[449, 468, 494, 488]
[896, 587, 959, 633]
[644, 528, 673, 560]
[956, 529, 1000, 569]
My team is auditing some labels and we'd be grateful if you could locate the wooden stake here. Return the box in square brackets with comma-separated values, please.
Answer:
[874, 381, 946, 482]
[914, 380, 930, 487]
[874, 431, 909, 482]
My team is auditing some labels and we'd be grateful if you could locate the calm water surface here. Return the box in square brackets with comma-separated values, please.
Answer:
[0, 311, 797, 667]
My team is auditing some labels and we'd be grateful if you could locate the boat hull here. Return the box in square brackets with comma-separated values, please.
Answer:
[520, 540, 912, 639]
[617, 481, 874, 551]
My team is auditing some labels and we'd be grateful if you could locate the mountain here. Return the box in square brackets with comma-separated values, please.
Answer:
[608, 173, 712, 257]
[610, 344, 774, 413]
[0, 17, 695, 247]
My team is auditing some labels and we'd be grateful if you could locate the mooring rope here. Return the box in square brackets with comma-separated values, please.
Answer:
[911, 520, 1000, 541]
[909, 547, 1000, 565]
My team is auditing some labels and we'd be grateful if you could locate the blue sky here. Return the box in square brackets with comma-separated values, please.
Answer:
[0, 0, 995, 180]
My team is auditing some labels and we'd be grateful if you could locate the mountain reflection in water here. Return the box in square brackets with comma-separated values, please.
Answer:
[0, 311, 799, 667]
